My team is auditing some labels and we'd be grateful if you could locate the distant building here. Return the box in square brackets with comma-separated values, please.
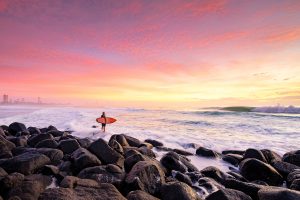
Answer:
[2, 94, 8, 104]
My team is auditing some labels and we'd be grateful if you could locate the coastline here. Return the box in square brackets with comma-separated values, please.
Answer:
[0, 122, 300, 200]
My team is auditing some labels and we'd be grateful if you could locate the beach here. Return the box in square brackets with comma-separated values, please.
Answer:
[0, 106, 300, 200]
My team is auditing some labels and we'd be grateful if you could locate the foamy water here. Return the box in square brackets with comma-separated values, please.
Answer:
[0, 105, 299, 172]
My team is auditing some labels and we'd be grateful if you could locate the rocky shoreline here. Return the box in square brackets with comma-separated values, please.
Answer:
[0, 122, 300, 200]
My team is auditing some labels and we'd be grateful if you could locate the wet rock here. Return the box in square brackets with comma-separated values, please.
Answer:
[7, 136, 27, 147]
[0, 135, 16, 159]
[222, 154, 243, 166]
[291, 179, 300, 191]
[200, 166, 230, 184]
[109, 140, 124, 155]
[258, 187, 300, 200]
[58, 139, 81, 154]
[27, 127, 41, 135]
[127, 190, 160, 200]
[160, 152, 188, 173]
[78, 164, 125, 187]
[224, 178, 264, 200]
[47, 130, 65, 137]
[239, 158, 283, 186]
[7, 174, 52, 200]
[71, 148, 101, 173]
[0, 172, 24, 194]
[41, 165, 60, 176]
[283, 150, 300, 167]
[138, 146, 156, 158]
[272, 160, 300, 177]
[60, 176, 99, 188]
[173, 149, 194, 156]
[8, 122, 28, 135]
[261, 149, 282, 164]
[160, 181, 202, 200]
[243, 148, 268, 163]
[186, 171, 204, 183]
[196, 147, 219, 158]
[226, 171, 248, 182]
[206, 188, 252, 200]
[198, 177, 224, 193]
[37, 148, 64, 164]
[109, 134, 130, 147]
[222, 150, 245, 155]
[27, 133, 53, 147]
[0, 127, 5, 136]
[125, 161, 165, 195]
[124, 151, 150, 173]
[123, 135, 142, 147]
[0, 152, 50, 175]
[139, 142, 153, 149]
[0, 167, 8, 177]
[35, 139, 58, 149]
[88, 138, 124, 168]
[173, 171, 193, 186]
[77, 138, 93, 149]
[287, 170, 300, 187]
[145, 139, 163, 147]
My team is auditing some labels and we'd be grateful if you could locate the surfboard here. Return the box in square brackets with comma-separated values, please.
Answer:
[96, 117, 117, 124]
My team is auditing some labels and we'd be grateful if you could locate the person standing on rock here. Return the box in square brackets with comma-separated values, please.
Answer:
[101, 112, 106, 132]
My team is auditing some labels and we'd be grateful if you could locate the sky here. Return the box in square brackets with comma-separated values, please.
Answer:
[0, 0, 300, 108]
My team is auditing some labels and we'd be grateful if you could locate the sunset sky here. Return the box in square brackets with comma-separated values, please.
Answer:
[0, 0, 300, 108]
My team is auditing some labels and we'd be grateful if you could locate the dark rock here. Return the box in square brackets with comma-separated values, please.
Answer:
[58, 139, 80, 154]
[206, 188, 252, 200]
[196, 147, 219, 158]
[59, 161, 72, 172]
[123, 135, 142, 147]
[291, 179, 300, 191]
[287, 170, 300, 187]
[47, 130, 65, 137]
[37, 148, 64, 164]
[186, 171, 204, 183]
[125, 149, 141, 158]
[198, 177, 224, 193]
[78, 164, 125, 187]
[160, 181, 202, 200]
[27, 133, 53, 147]
[272, 161, 300, 177]
[222, 150, 245, 155]
[173, 171, 193, 186]
[41, 165, 60, 176]
[7, 174, 52, 200]
[0, 135, 16, 159]
[261, 149, 282, 164]
[127, 190, 160, 200]
[283, 150, 300, 167]
[173, 149, 194, 156]
[239, 158, 283, 186]
[243, 148, 268, 163]
[124, 151, 150, 173]
[27, 127, 41, 135]
[222, 154, 243, 166]
[139, 142, 153, 149]
[0, 167, 8, 177]
[258, 187, 300, 200]
[155, 146, 173, 152]
[160, 152, 188, 173]
[226, 171, 248, 182]
[0, 152, 50, 175]
[0, 172, 24, 194]
[71, 148, 101, 173]
[109, 140, 124, 155]
[88, 138, 124, 168]
[77, 138, 93, 149]
[110, 134, 130, 147]
[0, 127, 5, 136]
[138, 146, 156, 158]
[224, 178, 264, 200]
[60, 176, 99, 188]
[145, 139, 163, 147]
[35, 139, 58, 149]
[7, 136, 27, 147]
[47, 125, 58, 131]
[125, 161, 165, 195]
[8, 122, 28, 135]
[200, 166, 230, 184]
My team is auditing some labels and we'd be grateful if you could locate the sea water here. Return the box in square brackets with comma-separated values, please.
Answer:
[0, 105, 299, 172]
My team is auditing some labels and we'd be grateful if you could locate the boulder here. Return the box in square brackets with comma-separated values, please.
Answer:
[109, 140, 124, 155]
[0, 152, 50, 175]
[0, 127, 5, 136]
[41, 165, 60, 176]
[127, 190, 160, 200]
[243, 148, 268, 163]
[261, 149, 282, 164]
[138, 146, 156, 158]
[77, 138, 93, 149]
[109, 134, 130, 147]
[291, 179, 300, 191]
[224, 178, 264, 200]
[197, 177, 224, 194]
[60, 176, 99, 188]
[160, 181, 202, 200]
[7, 136, 27, 147]
[71, 148, 101, 173]
[173, 171, 193, 186]
[125, 161, 165, 195]
[27, 133, 53, 147]
[7, 174, 52, 200]
[283, 150, 300, 167]
[272, 161, 300, 177]
[47, 130, 65, 137]
[35, 139, 58, 149]
[0, 135, 16, 159]
[37, 148, 64, 164]
[124, 151, 150, 172]
[78, 164, 125, 187]
[222, 150, 245, 155]
[173, 149, 194, 156]
[8, 122, 28, 135]
[239, 158, 283, 186]
[206, 188, 252, 200]
[160, 152, 188, 173]
[58, 139, 81, 154]
[200, 166, 230, 184]
[287, 170, 300, 187]
[0, 167, 8, 177]
[145, 139, 163, 147]
[186, 171, 204, 183]
[226, 171, 248, 182]
[88, 138, 124, 168]
[123, 135, 142, 147]
[27, 127, 41, 135]
[196, 147, 219, 158]
[39, 183, 127, 200]
[258, 187, 300, 200]
[222, 154, 243, 166]
[0, 172, 24, 194]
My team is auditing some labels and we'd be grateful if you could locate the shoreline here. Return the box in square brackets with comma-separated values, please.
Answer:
[0, 122, 300, 200]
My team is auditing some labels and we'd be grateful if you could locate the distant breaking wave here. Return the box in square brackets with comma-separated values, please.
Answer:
[253, 105, 300, 114]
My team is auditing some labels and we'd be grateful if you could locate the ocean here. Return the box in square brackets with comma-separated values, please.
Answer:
[0, 105, 299, 172]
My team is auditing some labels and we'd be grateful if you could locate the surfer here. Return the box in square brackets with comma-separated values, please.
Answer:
[100, 112, 106, 132]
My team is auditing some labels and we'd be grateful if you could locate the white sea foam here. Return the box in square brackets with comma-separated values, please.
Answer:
[0, 105, 299, 171]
